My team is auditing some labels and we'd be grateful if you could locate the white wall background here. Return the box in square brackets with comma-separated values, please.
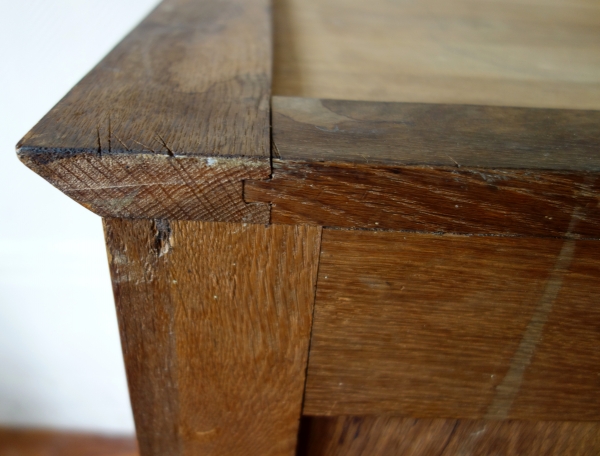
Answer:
[0, 0, 160, 434]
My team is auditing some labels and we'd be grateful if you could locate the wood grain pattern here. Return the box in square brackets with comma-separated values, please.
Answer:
[245, 97, 600, 238]
[18, 0, 272, 222]
[273, 0, 600, 109]
[0, 428, 138, 456]
[269, 97, 600, 170]
[298, 417, 600, 456]
[103, 219, 321, 456]
[303, 229, 600, 420]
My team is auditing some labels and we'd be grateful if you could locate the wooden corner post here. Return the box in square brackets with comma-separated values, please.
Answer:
[104, 219, 320, 455]
[17, 0, 320, 454]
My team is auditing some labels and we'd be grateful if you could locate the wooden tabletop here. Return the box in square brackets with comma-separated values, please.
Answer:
[273, 0, 600, 109]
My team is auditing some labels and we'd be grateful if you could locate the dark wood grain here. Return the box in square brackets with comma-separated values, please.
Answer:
[0, 428, 138, 456]
[298, 417, 600, 456]
[103, 219, 322, 456]
[270, 97, 600, 169]
[18, 0, 272, 222]
[245, 97, 600, 237]
[303, 229, 600, 420]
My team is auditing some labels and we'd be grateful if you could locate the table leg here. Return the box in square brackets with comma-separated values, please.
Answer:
[103, 219, 321, 456]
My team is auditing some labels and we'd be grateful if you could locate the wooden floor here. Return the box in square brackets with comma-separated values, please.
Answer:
[0, 429, 138, 456]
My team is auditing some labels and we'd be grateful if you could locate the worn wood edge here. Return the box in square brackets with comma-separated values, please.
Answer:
[17, 0, 272, 160]
[271, 96, 600, 170]
[19, 150, 271, 222]
[16, 0, 273, 223]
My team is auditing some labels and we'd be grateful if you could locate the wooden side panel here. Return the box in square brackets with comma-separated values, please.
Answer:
[299, 417, 600, 456]
[273, 0, 600, 110]
[303, 229, 600, 420]
[104, 219, 322, 456]
[18, 0, 272, 221]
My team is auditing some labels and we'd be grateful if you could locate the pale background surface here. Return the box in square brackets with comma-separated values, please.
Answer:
[0, 0, 160, 434]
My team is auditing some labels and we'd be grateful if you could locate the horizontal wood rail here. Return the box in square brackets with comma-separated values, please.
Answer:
[245, 96, 600, 238]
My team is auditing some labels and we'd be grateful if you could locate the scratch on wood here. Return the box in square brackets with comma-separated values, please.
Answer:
[96, 127, 102, 155]
[156, 133, 175, 157]
[92, 190, 140, 213]
[445, 154, 460, 168]
[132, 139, 157, 154]
[108, 115, 112, 153]
[113, 134, 131, 151]
[437, 420, 459, 456]
[484, 211, 580, 419]
[272, 140, 281, 159]
[192, 428, 219, 441]
[449, 423, 487, 455]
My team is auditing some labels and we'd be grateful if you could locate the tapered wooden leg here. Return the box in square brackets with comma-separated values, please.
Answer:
[103, 219, 322, 456]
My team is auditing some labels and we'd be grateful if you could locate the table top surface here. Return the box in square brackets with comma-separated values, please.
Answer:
[273, 0, 600, 110]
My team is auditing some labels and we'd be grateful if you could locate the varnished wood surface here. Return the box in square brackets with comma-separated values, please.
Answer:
[18, 0, 272, 222]
[104, 219, 321, 456]
[245, 97, 600, 238]
[0, 428, 137, 456]
[299, 417, 600, 456]
[303, 229, 600, 420]
[273, 0, 600, 109]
